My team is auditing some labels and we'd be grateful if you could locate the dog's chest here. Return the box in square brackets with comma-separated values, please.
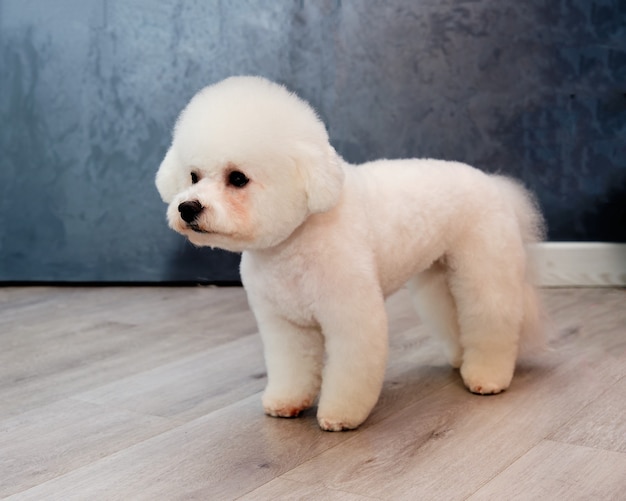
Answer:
[240, 252, 319, 328]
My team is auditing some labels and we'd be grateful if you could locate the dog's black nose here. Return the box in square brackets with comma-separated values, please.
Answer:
[178, 200, 203, 223]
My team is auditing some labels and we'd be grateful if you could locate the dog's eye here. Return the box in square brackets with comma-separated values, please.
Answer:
[190, 172, 199, 184]
[228, 170, 249, 188]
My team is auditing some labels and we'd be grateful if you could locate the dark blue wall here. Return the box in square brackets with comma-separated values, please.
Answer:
[1, 0, 624, 282]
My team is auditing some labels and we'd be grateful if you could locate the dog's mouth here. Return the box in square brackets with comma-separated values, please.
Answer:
[187, 223, 212, 234]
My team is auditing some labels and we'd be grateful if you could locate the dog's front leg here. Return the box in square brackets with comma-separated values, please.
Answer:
[255, 311, 325, 418]
[315, 295, 389, 431]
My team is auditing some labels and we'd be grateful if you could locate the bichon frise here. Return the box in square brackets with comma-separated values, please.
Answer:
[156, 76, 545, 431]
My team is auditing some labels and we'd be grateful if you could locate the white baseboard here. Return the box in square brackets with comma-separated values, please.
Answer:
[529, 242, 626, 287]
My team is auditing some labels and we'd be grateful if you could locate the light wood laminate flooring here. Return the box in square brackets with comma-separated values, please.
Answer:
[0, 286, 624, 500]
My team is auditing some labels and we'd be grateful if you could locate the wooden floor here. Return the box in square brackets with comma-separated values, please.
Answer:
[0, 286, 624, 500]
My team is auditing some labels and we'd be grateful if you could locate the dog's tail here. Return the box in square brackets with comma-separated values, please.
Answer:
[493, 176, 547, 355]
[493, 175, 545, 246]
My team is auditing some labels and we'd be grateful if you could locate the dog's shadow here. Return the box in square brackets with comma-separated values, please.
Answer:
[261, 356, 555, 433]
[367, 357, 555, 431]
[292, 364, 459, 430]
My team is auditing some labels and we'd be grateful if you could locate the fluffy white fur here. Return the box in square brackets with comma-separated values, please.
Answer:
[156, 76, 545, 431]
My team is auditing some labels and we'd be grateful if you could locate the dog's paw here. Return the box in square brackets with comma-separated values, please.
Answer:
[460, 361, 513, 395]
[263, 394, 314, 418]
[464, 380, 507, 395]
[317, 415, 361, 432]
[316, 402, 370, 431]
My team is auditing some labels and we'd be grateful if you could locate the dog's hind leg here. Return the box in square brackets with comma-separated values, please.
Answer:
[448, 231, 525, 395]
[407, 261, 463, 368]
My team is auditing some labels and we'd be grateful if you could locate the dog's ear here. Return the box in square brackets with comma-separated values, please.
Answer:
[298, 143, 345, 214]
[155, 147, 182, 203]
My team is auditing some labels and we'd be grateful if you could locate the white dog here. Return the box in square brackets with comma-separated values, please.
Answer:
[156, 76, 545, 431]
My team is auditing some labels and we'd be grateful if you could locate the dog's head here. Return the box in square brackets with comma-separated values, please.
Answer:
[155, 76, 344, 252]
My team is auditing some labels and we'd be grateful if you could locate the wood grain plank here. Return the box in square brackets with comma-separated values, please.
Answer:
[0, 286, 256, 346]
[74, 334, 266, 422]
[548, 376, 626, 453]
[468, 440, 626, 500]
[237, 478, 381, 500]
[0, 399, 174, 498]
[0, 287, 256, 419]
[5, 396, 351, 501]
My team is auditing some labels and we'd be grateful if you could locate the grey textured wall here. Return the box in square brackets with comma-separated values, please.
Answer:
[1, 0, 624, 282]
